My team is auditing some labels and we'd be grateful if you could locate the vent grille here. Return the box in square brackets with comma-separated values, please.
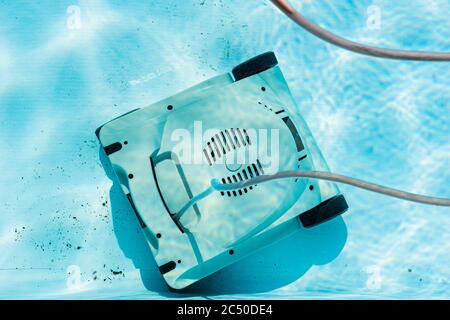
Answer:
[203, 128, 251, 166]
[220, 160, 264, 197]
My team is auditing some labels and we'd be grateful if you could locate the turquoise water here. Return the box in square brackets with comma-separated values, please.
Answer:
[0, 0, 449, 299]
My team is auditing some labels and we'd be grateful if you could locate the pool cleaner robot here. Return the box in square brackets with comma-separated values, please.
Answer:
[96, 52, 449, 290]
[96, 52, 350, 289]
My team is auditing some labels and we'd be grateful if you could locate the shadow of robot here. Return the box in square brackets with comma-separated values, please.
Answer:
[161, 216, 347, 297]
[100, 147, 167, 292]
[99, 146, 348, 297]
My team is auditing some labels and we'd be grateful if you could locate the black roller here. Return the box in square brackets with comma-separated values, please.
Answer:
[299, 195, 349, 228]
[232, 52, 278, 81]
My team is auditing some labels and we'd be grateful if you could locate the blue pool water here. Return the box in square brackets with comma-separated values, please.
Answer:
[0, 0, 449, 299]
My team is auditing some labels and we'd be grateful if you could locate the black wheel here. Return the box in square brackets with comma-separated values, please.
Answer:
[299, 195, 349, 228]
[232, 52, 278, 81]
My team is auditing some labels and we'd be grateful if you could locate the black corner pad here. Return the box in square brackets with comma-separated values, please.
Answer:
[232, 51, 278, 82]
[159, 261, 177, 275]
[299, 195, 349, 228]
[103, 142, 122, 156]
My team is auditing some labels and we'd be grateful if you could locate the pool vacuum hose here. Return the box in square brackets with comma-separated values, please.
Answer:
[271, 0, 450, 61]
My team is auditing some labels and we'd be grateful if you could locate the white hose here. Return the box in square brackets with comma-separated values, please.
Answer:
[211, 171, 450, 206]
[271, 0, 450, 61]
